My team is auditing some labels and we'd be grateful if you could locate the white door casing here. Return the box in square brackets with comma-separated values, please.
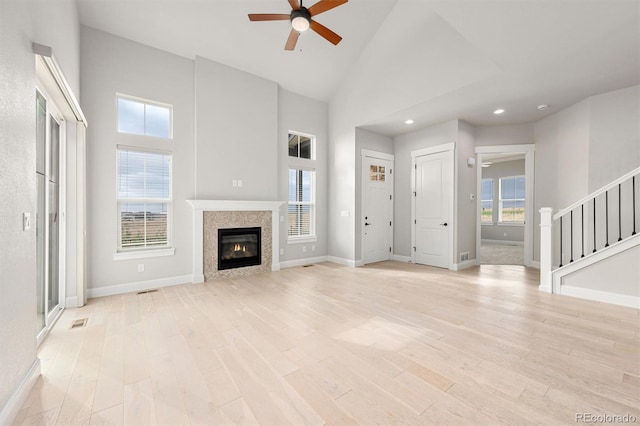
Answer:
[362, 150, 394, 264]
[412, 144, 454, 269]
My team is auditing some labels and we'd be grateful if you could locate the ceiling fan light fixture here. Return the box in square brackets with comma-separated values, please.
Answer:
[291, 9, 311, 32]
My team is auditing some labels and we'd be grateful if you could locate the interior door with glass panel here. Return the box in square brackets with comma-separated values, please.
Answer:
[36, 89, 64, 340]
[363, 155, 393, 264]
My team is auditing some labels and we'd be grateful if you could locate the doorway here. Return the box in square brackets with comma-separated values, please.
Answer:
[476, 145, 535, 267]
[36, 87, 65, 343]
[411, 144, 454, 269]
[361, 150, 394, 264]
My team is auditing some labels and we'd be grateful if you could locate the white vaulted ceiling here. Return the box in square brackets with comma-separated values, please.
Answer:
[77, 0, 640, 136]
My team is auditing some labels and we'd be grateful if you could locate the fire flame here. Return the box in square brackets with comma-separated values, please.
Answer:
[233, 244, 247, 252]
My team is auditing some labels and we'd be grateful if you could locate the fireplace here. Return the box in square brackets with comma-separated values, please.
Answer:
[218, 227, 261, 270]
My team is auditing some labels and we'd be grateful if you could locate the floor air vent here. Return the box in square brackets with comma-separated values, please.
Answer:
[70, 318, 88, 329]
[137, 289, 158, 295]
[303, 265, 314, 268]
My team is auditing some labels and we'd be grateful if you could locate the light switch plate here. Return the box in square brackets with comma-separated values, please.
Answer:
[23, 213, 31, 231]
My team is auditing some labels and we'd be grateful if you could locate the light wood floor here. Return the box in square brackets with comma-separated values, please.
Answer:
[14, 262, 640, 425]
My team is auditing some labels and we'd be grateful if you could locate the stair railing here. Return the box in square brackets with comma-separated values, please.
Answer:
[540, 167, 639, 292]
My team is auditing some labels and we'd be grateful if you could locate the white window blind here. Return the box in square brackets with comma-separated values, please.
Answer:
[288, 168, 315, 239]
[117, 148, 171, 250]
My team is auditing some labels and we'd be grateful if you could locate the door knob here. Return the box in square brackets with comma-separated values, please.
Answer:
[440, 222, 448, 227]
[365, 222, 371, 226]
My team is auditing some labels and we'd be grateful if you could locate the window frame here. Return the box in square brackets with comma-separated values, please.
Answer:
[288, 131, 316, 160]
[116, 93, 173, 139]
[498, 175, 526, 225]
[287, 167, 317, 244]
[480, 177, 495, 225]
[114, 146, 174, 260]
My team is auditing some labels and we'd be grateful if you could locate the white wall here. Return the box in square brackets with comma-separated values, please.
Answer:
[81, 27, 195, 290]
[0, 0, 80, 417]
[195, 56, 278, 201]
[278, 89, 329, 262]
[457, 121, 477, 262]
[475, 123, 534, 147]
[588, 85, 640, 191]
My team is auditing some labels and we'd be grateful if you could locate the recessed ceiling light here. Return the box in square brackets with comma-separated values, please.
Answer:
[537, 104, 549, 111]
[405, 119, 414, 125]
[493, 109, 505, 115]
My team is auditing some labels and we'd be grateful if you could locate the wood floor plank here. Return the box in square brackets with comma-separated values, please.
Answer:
[16, 262, 639, 425]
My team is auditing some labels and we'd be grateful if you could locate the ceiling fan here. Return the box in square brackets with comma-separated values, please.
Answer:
[248, 0, 348, 50]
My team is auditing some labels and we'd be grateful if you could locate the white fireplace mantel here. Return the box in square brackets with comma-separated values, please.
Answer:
[187, 200, 284, 283]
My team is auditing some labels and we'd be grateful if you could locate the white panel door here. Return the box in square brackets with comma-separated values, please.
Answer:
[363, 156, 393, 264]
[415, 150, 452, 268]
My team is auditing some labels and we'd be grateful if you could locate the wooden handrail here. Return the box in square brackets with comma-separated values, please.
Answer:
[553, 167, 640, 220]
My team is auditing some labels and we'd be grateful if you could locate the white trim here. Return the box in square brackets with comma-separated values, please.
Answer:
[327, 256, 357, 267]
[411, 142, 455, 158]
[87, 274, 193, 299]
[355, 259, 365, 267]
[475, 144, 535, 154]
[280, 256, 329, 269]
[0, 359, 41, 426]
[552, 234, 640, 293]
[187, 200, 285, 281]
[481, 239, 524, 246]
[361, 149, 394, 161]
[530, 260, 541, 269]
[560, 286, 640, 309]
[452, 259, 477, 271]
[391, 254, 412, 262]
[65, 296, 79, 308]
[113, 247, 175, 261]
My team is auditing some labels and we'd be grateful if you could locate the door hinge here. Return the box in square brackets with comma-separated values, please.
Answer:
[390, 194, 392, 200]
[389, 221, 392, 226]
[413, 191, 417, 197]
[390, 168, 392, 174]
[413, 246, 416, 252]
[389, 247, 392, 253]
[414, 219, 417, 224]
[414, 164, 417, 170]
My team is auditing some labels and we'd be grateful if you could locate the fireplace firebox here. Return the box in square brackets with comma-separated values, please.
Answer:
[218, 227, 261, 270]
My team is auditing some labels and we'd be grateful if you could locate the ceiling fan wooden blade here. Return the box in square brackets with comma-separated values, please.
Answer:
[309, 20, 342, 45]
[307, 0, 348, 17]
[248, 13, 291, 21]
[288, 0, 301, 10]
[285, 28, 300, 50]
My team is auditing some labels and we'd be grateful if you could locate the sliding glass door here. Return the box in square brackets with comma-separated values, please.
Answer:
[36, 88, 64, 341]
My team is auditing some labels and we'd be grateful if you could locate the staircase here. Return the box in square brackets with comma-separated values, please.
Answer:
[539, 167, 640, 308]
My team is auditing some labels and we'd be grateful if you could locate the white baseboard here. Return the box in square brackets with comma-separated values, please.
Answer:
[452, 259, 477, 271]
[355, 259, 365, 267]
[64, 296, 79, 308]
[280, 256, 329, 269]
[0, 358, 41, 425]
[326, 256, 357, 267]
[482, 239, 524, 246]
[391, 255, 412, 263]
[87, 274, 193, 299]
[560, 285, 640, 309]
[529, 260, 541, 269]
[192, 274, 205, 284]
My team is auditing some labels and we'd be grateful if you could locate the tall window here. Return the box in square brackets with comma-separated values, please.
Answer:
[288, 169, 315, 240]
[117, 148, 172, 250]
[499, 176, 525, 223]
[481, 178, 494, 223]
[288, 131, 316, 242]
[117, 94, 172, 139]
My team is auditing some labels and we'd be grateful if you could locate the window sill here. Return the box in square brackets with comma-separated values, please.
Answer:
[481, 222, 495, 226]
[497, 222, 525, 227]
[113, 247, 175, 261]
[287, 237, 317, 245]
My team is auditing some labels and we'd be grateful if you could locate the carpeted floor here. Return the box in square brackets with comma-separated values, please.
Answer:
[480, 242, 524, 265]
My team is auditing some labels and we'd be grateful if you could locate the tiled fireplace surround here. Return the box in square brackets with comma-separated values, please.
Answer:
[187, 200, 284, 282]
